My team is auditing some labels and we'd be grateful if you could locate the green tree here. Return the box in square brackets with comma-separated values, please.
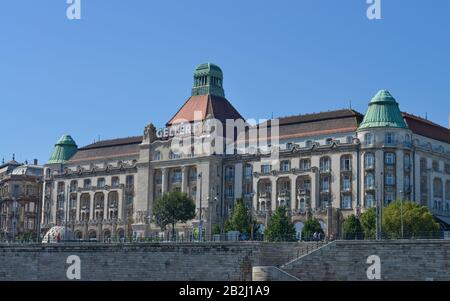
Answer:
[265, 206, 296, 242]
[224, 199, 251, 234]
[383, 201, 440, 239]
[301, 218, 324, 241]
[212, 224, 221, 235]
[153, 191, 196, 239]
[342, 214, 364, 240]
[360, 207, 376, 239]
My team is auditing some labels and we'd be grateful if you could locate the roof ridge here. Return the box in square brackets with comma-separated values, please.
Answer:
[402, 112, 449, 130]
[80, 136, 143, 150]
[276, 108, 360, 121]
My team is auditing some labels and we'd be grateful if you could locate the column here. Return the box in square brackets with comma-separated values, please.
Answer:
[89, 193, 94, 221]
[271, 177, 277, 211]
[290, 175, 296, 211]
[104, 192, 108, 220]
[181, 166, 188, 193]
[161, 168, 168, 194]
[76, 193, 81, 222]
[310, 170, 318, 210]
[118, 190, 123, 220]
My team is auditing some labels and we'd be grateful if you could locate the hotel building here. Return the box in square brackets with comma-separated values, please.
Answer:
[41, 63, 450, 240]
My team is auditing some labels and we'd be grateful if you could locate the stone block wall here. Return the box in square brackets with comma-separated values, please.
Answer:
[281, 240, 450, 281]
[0, 242, 307, 281]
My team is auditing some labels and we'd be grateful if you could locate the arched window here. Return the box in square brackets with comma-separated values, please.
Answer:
[69, 180, 77, 192]
[94, 192, 105, 220]
[108, 191, 119, 220]
[80, 194, 90, 221]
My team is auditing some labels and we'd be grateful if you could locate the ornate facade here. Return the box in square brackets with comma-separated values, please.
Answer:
[41, 63, 450, 240]
[0, 158, 43, 240]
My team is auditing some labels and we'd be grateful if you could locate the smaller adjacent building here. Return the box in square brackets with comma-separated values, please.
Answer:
[0, 157, 43, 240]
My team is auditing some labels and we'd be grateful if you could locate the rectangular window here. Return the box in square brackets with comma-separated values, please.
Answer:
[385, 192, 395, 205]
[366, 194, 374, 208]
[433, 161, 440, 172]
[244, 165, 252, 179]
[385, 153, 396, 165]
[342, 175, 351, 191]
[385, 173, 395, 185]
[321, 176, 330, 192]
[261, 165, 272, 174]
[171, 170, 182, 183]
[342, 195, 352, 209]
[300, 159, 311, 171]
[280, 161, 290, 172]
[365, 133, 373, 145]
[83, 179, 91, 189]
[97, 178, 105, 188]
[385, 133, 395, 145]
[126, 175, 134, 188]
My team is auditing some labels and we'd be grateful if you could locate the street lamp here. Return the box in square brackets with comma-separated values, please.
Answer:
[197, 172, 202, 241]
[12, 200, 18, 242]
[400, 190, 404, 239]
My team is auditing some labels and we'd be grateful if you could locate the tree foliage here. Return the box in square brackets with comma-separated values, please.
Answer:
[342, 214, 364, 240]
[153, 191, 196, 239]
[301, 218, 324, 241]
[265, 206, 296, 242]
[382, 201, 440, 239]
[224, 198, 252, 234]
[360, 207, 376, 239]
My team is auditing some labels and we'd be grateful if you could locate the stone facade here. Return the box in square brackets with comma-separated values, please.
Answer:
[278, 240, 450, 281]
[41, 63, 450, 240]
[0, 159, 43, 240]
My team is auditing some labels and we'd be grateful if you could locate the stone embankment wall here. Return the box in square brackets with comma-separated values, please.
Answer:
[0, 242, 320, 281]
[277, 240, 450, 281]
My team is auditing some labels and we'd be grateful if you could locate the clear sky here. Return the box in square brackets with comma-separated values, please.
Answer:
[1, 0, 449, 164]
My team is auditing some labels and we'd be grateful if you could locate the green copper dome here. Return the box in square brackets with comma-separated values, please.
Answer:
[192, 62, 225, 97]
[358, 90, 408, 130]
[47, 134, 78, 164]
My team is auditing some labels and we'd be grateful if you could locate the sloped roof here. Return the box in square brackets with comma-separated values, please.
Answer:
[68, 136, 142, 163]
[167, 94, 243, 126]
[276, 109, 363, 140]
[402, 112, 450, 144]
[240, 109, 363, 142]
[359, 90, 408, 129]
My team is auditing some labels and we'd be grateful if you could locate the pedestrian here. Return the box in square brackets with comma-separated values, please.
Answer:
[313, 231, 318, 241]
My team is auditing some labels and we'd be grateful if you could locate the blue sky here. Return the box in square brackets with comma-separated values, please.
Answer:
[0, 0, 449, 164]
